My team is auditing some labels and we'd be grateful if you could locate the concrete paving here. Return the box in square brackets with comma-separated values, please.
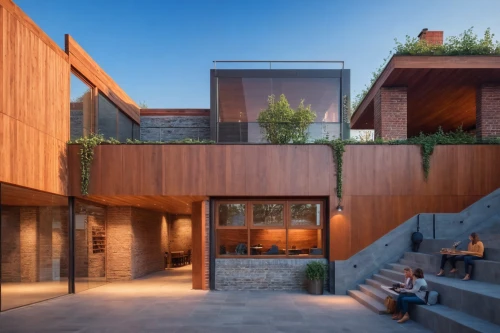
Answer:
[0, 265, 430, 333]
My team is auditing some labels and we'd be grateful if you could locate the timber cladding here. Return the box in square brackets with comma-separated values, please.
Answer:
[68, 144, 500, 260]
[0, 1, 70, 195]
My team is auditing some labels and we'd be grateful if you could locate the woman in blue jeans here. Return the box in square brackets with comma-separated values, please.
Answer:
[393, 268, 428, 323]
[437, 233, 484, 280]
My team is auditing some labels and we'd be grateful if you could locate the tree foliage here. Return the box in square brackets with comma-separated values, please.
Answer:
[257, 94, 316, 144]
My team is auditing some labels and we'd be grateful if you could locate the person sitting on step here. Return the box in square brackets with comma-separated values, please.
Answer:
[437, 232, 484, 281]
[393, 268, 428, 323]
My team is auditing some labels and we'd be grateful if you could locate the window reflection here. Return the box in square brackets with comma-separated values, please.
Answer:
[74, 200, 107, 293]
[252, 204, 284, 227]
[218, 77, 340, 123]
[0, 184, 68, 311]
[218, 204, 246, 227]
[70, 73, 93, 140]
[291, 204, 321, 227]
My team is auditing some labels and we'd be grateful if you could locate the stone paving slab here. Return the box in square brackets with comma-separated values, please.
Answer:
[0, 267, 430, 333]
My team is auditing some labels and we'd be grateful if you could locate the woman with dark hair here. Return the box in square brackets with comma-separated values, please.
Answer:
[393, 268, 428, 323]
[437, 232, 484, 281]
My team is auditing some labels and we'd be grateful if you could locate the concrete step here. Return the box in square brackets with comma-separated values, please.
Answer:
[358, 284, 388, 304]
[347, 290, 386, 314]
[412, 304, 500, 333]
[418, 239, 500, 260]
[402, 252, 500, 285]
[379, 268, 500, 325]
[367, 269, 500, 332]
[372, 273, 400, 287]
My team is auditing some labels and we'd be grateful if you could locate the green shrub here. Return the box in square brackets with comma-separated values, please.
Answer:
[306, 261, 327, 281]
[257, 94, 316, 144]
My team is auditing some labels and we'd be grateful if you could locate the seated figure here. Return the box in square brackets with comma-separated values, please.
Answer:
[266, 245, 279, 255]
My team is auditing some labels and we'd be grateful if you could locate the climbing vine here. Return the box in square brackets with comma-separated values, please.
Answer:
[315, 138, 347, 201]
[73, 133, 106, 196]
[68, 135, 216, 195]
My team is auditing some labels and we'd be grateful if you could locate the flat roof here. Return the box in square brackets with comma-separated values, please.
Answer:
[351, 56, 500, 136]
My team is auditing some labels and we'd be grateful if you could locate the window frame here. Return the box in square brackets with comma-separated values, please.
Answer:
[215, 199, 325, 259]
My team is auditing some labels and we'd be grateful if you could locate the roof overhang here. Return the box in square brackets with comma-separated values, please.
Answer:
[351, 56, 500, 136]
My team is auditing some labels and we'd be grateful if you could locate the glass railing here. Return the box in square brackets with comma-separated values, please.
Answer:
[217, 122, 343, 143]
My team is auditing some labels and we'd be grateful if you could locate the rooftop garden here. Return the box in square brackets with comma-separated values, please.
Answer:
[351, 27, 500, 113]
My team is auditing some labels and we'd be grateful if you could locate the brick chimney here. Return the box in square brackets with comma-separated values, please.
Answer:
[418, 28, 443, 45]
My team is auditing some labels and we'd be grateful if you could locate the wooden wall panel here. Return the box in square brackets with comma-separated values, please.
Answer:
[191, 201, 207, 290]
[67, 144, 500, 260]
[0, 1, 69, 195]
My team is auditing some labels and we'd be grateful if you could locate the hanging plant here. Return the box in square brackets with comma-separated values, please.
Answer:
[73, 133, 106, 195]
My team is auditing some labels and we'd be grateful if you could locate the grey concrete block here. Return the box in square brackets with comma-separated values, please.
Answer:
[140, 116, 209, 128]
[140, 128, 161, 141]
[215, 258, 328, 291]
[160, 127, 210, 141]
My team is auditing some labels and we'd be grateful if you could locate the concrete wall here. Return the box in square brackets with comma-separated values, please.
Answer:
[215, 258, 328, 291]
[140, 115, 210, 142]
[333, 188, 500, 294]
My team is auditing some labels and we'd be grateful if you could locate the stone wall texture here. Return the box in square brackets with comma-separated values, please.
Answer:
[215, 258, 328, 291]
[374, 87, 407, 140]
[1, 207, 21, 282]
[131, 208, 165, 279]
[140, 116, 210, 142]
[106, 207, 133, 281]
[20, 207, 38, 282]
[476, 84, 500, 139]
[169, 215, 192, 253]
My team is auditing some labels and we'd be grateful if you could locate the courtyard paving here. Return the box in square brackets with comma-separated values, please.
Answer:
[0, 266, 430, 332]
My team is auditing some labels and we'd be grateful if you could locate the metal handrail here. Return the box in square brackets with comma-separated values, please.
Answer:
[213, 60, 344, 70]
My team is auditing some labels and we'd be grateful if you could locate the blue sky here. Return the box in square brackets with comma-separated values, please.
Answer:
[16, 0, 500, 108]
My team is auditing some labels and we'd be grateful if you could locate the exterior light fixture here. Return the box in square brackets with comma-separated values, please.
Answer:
[336, 204, 343, 212]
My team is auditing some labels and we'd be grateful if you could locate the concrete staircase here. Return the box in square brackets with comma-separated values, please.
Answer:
[348, 238, 500, 333]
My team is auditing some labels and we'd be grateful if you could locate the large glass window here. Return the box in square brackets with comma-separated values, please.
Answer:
[216, 200, 324, 258]
[0, 184, 69, 311]
[74, 200, 107, 293]
[217, 77, 341, 142]
[97, 93, 137, 141]
[70, 73, 93, 140]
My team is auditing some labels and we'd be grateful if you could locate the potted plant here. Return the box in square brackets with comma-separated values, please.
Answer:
[305, 261, 327, 295]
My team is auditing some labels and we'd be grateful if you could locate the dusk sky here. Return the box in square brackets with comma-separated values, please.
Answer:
[16, 0, 500, 108]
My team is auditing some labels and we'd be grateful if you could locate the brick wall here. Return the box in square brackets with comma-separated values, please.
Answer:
[38, 207, 53, 281]
[20, 207, 38, 282]
[419, 30, 443, 45]
[169, 215, 192, 253]
[1, 207, 21, 282]
[476, 84, 500, 139]
[88, 215, 106, 278]
[140, 115, 210, 142]
[215, 258, 328, 290]
[204, 201, 210, 289]
[374, 87, 407, 140]
[106, 207, 133, 281]
[131, 208, 165, 279]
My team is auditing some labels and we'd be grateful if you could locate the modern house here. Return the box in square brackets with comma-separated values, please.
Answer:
[1, 2, 500, 331]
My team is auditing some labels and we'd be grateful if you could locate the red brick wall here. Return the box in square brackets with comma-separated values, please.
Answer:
[1, 207, 21, 282]
[106, 207, 133, 281]
[476, 84, 500, 139]
[374, 87, 407, 140]
[419, 30, 443, 45]
[20, 207, 38, 282]
[169, 215, 192, 253]
[131, 208, 165, 279]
